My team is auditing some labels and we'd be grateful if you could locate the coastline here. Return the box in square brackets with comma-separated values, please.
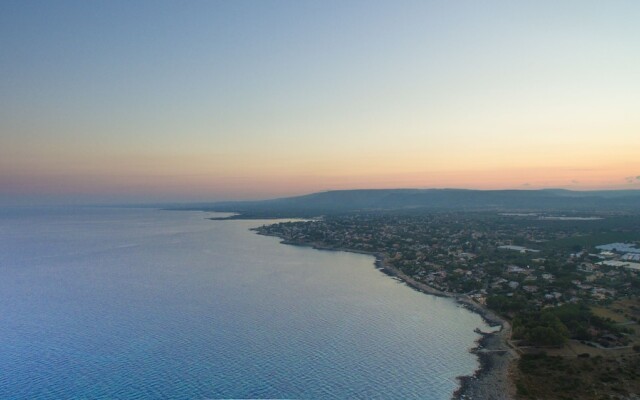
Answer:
[256, 230, 518, 400]
[370, 254, 518, 399]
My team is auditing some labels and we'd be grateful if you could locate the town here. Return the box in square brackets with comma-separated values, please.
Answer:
[256, 211, 640, 399]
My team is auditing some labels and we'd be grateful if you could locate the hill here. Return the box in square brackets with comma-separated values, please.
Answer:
[182, 188, 640, 218]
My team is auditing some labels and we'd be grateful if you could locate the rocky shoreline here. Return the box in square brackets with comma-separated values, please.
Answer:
[255, 231, 518, 400]
[453, 328, 517, 400]
[371, 252, 518, 400]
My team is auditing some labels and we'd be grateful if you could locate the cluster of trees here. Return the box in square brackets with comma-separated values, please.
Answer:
[511, 304, 624, 346]
[513, 310, 569, 346]
[487, 294, 527, 315]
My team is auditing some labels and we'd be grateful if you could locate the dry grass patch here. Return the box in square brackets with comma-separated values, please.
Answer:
[515, 352, 640, 399]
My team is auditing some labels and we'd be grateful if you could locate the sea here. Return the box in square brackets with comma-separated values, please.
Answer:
[0, 207, 490, 399]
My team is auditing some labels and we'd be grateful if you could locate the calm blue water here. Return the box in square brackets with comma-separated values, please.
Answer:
[0, 207, 488, 399]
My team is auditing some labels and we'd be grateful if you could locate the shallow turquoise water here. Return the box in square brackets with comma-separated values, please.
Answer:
[0, 207, 487, 399]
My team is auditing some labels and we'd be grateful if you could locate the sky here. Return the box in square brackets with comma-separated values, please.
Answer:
[1, 0, 639, 204]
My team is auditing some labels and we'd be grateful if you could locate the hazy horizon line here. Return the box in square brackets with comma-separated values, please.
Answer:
[3, 186, 640, 208]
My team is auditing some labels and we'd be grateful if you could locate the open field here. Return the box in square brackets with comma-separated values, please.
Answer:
[514, 352, 640, 399]
[515, 298, 640, 399]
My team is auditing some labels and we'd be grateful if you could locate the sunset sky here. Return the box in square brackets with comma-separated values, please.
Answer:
[2, 0, 639, 204]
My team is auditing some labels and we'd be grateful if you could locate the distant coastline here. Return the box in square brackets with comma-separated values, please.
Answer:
[254, 229, 518, 400]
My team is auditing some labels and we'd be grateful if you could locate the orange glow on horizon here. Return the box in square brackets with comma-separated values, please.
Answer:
[4, 161, 639, 203]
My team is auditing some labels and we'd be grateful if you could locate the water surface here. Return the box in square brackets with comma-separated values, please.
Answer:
[0, 207, 488, 399]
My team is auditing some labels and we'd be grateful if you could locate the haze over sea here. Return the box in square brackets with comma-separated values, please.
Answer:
[0, 207, 490, 399]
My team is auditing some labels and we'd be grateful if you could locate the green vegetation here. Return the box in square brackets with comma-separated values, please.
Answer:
[513, 311, 568, 346]
[516, 353, 640, 399]
[511, 304, 627, 347]
[486, 294, 526, 314]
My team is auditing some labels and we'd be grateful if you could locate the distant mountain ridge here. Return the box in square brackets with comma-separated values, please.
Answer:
[188, 188, 640, 217]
